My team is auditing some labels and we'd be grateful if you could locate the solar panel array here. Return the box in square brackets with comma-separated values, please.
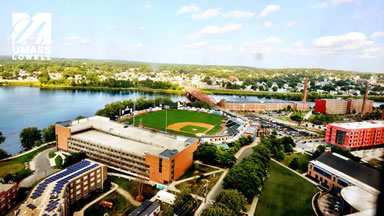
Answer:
[27, 160, 100, 215]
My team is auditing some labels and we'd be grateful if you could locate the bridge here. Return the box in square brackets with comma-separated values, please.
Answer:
[184, 87, 217, 106]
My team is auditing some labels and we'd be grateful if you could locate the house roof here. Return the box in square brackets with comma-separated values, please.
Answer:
[128, 200, 160, 216]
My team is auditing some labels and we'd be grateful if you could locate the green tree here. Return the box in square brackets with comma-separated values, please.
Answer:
[198, 144, 217, 165]
[201, 203, 234, 216]
[285, 144, 294, 153]
[215, 189, 247, 215]
[217, 150, 237, 168]
[0, 131, 5, 144]
[289, 157, 300, 170]
[275, 150, 285, 161]
[0, 148, 8, 160]
[75, 115, 86, 120]
[19, 127, 42, 150]
[63, 152, 87, 167]
[42, 125, 56, 142]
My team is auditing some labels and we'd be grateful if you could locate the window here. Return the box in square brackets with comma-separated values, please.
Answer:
[90, 172, 95, 177]
[83, 175, 88, 180]
[159, 158, 163, 173]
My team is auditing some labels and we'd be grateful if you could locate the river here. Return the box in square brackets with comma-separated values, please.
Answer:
[0, 86, 382, 154]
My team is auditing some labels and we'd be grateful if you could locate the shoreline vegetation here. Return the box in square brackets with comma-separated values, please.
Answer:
[1, 80, 384, 102]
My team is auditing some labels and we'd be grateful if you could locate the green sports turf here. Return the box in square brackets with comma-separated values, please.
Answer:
[180, 125, 208, 134]
[254, 161, 318, 216]
[206, 125, 223, 135]
[124, 110, 225, 132]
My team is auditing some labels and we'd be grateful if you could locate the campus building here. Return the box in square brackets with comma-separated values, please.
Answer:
[307, 152, 380, 215]
[325, 121, 384, 149]
[218, 101, 310, 112]
[55, 116, 199, 184]
[314, 99, 373, 115]
[17, 159, 107, 216]
[0, 183, 18, 215]
[128, 200, 160, 216]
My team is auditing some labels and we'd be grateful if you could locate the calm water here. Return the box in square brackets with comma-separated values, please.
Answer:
[0, 86, 382, 154]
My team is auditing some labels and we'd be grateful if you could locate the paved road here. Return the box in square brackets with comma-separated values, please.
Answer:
[20, 147, 57, 188]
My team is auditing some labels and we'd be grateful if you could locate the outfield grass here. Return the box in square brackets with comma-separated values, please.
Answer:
[282, 153, 312, 173]
[0, 145, 50, 181]
[123, 110, 225, 135]
[180, 125, 208, 133]
[255, 161, 318, 216]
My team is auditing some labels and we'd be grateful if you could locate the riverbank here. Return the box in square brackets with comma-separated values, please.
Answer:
[1, 80, 384, 102]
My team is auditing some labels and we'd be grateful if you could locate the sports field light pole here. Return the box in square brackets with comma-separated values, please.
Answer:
[164, 105, 169, 132]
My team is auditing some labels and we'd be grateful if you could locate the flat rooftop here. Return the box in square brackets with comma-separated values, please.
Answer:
[0, 183, 15, 192]
[329, 121, 384, 130]
[60, 116, 198, 158]
[224, 100, 309, 104]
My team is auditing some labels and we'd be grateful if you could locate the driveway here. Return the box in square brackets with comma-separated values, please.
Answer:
[20, 147, 57, 188]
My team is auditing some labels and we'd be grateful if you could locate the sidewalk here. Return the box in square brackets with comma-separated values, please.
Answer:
[73, 182, 118, 216]
[116, 187, 141, 206]
[0, 141, 55, 162]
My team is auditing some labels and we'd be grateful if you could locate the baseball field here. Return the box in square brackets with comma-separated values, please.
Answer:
[123, 110, 226, 137]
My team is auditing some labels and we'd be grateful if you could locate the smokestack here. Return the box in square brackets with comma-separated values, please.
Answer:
[361, 82, 369, 117]
[302, 76, 308, 103]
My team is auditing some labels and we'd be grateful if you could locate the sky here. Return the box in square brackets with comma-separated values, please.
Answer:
[0, 0, 384, 73]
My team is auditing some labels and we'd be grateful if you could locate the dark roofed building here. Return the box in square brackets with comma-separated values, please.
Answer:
[128, 200, 160, 216]
[307, 152, 381, 194]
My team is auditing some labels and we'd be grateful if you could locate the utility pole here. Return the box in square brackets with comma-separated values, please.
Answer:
[204, 180, 210, 203]
[164, 105, 169, 132]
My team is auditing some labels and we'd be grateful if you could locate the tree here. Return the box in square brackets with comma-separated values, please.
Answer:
[0, 132, 5, 144]
[42, 125, 56, 142]
[63, 152, 87, 167]
[20, 127, 42, 150]
[215, 189, 247, 215]
[0, 148, 8, 160]
[198, 144, 217, 165]
[275, 150, 285, 161]
[285, 144, 294, 153]
[75, 115, 86, 120]
[202, 203, 234, 216]
[289, 157, 300, 170]
[217, 151, 236, 168]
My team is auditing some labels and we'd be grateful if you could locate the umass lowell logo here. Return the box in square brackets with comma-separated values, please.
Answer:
[12, 13, 52, 60]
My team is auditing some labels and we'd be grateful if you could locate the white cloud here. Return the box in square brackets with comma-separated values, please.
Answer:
[258, 4, 280, 17]
[313, 32, 373, 52]
[207, 44, 233, 52]
[293, 41, 303, 47]
[121, 43, 143, 51]
[144, 3, 151, 8]
[371, 32, 384, 39]
[183, 41, 207, 48]
[286, 22, 297, 27]
[168, 34, 176, 38]
[139, 26, 146, 30]
[311, 2, 328, 8]
[264, 21, 272, 29]
[106, 25, 117, 31]
[177, 5, 200, 14]
[358, 47, 384, 59]
[192, 8, 221, 19]
[330, 0, 353, 5]
[186, 23, 243, 40]
[65, 36, 91, 45]
[224, 10, 254, 18]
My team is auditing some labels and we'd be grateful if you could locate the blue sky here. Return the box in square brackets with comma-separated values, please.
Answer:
[1, 0, 383, 73]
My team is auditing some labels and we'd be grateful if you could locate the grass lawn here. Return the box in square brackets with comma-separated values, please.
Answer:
[180, 125, 208, 133]
[123, 110, 225, 132]
[255, 161, 318, 216]
[282, 153, 312, 173]
[0, 145, 50, 181]
[274, 116, 291, 122]
[84, 191, 135, 216]
[206, 125, 223, 135]
[177, 163, 217, 181]
[109, 176, 132, 192]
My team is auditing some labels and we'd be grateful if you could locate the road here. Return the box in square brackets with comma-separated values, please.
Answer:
[20, 147, 57, 188]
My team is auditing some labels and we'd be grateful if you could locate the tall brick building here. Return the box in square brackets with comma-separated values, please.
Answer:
[55, 116, 198, 184]
[219, 101, 310, 112]
[325, 121, 384, 149]
[315, 99, 373, 115]
[18, 159, 107, 216]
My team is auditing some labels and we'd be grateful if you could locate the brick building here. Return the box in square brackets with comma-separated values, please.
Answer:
[314, 99, 373, 114]
[0, 183, 18, 215]
[219, 101, 310, 112]
[17, 159, 107, 216]
[55, 116, 199, 184]
[325, 121, 384, 149]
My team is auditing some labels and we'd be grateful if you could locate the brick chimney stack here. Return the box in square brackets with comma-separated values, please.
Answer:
[361, 81, 369, 117]
[302, 76, 308, 103]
